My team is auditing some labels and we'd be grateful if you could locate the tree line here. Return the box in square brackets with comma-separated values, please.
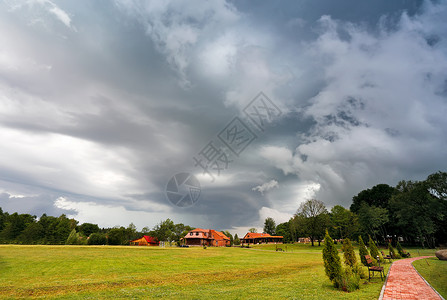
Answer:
[1, 171, 445, 247]
[0, 210, 197, 246]
[264, 171, 447, 248]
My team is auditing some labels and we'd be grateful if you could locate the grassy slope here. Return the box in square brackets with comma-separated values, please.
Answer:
[0, 244, 433, 299]
[412, 256, 447, 298]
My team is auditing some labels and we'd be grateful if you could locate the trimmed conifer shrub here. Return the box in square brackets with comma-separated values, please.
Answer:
[396, 241, 408, 257]
[368, 235, 383, 263]
[358, 236, 369, 266]
[322, 230, 342, 286]
[343, 238, 357, 268]
[388, 242, 400, 259]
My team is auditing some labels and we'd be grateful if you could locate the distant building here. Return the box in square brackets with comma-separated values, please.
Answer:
[240, 232, 283, 244]
[298, 237, 311, 243]
[130, 235, 159, 246]
[183, 228, 230, 247]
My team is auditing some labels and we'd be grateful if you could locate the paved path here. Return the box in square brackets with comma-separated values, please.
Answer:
[381, 256, 443, 300]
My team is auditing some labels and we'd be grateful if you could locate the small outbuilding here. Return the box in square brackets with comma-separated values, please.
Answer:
[130, 235, 159, 246]
[240, 232, 283, 244]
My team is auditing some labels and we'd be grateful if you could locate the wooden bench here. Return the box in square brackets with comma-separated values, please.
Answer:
[381, 251, 392, 262]
[365, 255, 385, 281]
[402, 250, 411, 258]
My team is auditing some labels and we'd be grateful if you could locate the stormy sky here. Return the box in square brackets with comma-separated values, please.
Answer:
[1, 0, 446, 235]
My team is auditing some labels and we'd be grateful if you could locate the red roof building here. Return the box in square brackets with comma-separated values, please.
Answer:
[130, 235, 159, 246]
[240, 232, 283, 244]
[183, 228, 230, 247]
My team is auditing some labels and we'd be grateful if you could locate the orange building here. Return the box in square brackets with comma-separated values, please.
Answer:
[240, 232, 283, 244]
[130, 235, 159, 246]
[183, 228, 230, 247]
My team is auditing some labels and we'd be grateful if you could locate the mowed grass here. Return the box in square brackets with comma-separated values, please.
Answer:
[0, 244, 432, 299]
[413, 256, 447, 298]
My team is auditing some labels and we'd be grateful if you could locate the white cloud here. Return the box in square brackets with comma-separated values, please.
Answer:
[258, 206, 291, 225]
[116, 0, 240, 86]
[6, 0, 76, 31]
[259, 2, 447, 206]
[0, 127, 145, 200]
[252, 179, 279, 195]
[54, 197, 169, 230]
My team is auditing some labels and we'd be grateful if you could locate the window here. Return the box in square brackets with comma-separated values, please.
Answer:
[190, 232, 193, 236]
[196, 232, 199, 236]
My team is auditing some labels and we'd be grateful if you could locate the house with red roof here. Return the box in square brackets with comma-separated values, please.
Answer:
[240, 232, 283, 244]
[183, 228, 230, 247]
[129, 235, 159, 246]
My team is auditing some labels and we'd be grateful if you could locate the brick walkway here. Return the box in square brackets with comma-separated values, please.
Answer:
[381, 256, 443, 300]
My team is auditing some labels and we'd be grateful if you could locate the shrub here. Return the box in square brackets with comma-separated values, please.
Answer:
[88, 233, 107, 245]
[396, 241, 408, 257]
[388, 242, 400, 259]
[322, 230, 342, 285]
[358, 236, 369, 266]
[343, 238, 357, 268]
[351, 263, 367, 279]
[341, 240, 348, 252]
[335, 267, 360, 292]
[368, 235, 383, 263]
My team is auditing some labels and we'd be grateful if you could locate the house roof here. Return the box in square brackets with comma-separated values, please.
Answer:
[189, 228, 208, 233]
[242, 232, 283, 239]
[211, 230, 230, 240]
[143, 236, 158, 243]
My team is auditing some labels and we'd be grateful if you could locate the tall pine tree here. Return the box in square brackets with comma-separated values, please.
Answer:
[323, 230, 342, 286]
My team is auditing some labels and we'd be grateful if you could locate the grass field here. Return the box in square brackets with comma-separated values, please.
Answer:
[412, 256, 447, 298]
[0, 244, 436, 299]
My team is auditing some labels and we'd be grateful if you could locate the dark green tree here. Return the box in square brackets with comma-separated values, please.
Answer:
[275, 221, 292, 243]
[88, 232, 107, 245]
[322, 230, 342, 286]
[390, 180, 441, 248]
[358, 203, 389, 242]
[296, 199, 329, 246]
[350, 184, 396, 212]
[0, 213, 35, 242]
[248, 227, 257, 233]
[233, 234, 240, 245]
[18, 222, 44, 244]
[107, 227, 127, 245]
[0, 207, 5, 232]
[263, 217, 276, 235]
[222, 230, 233, 246]
[78, 223, 100, 237]
[330, 205, 359, 240]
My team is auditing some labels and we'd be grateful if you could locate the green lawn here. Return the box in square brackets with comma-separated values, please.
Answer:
[412, 256, 447, 298]
[0, 244, 433, 299]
